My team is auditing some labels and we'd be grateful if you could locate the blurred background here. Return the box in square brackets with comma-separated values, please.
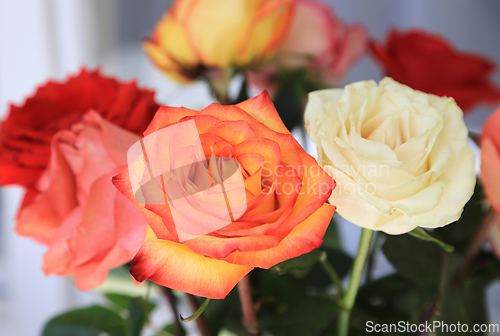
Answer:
[1, 1, 500, 335]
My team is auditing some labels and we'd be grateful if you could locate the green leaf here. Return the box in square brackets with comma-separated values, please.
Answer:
[382, 233, 443, 285]
[180, 298, 210, 322]
[275, 249, 323, 275]
[106, 293, 156, 314]
[259, 296, 340, 336]
[408, 227, 455, 252]
[106, 293, 133, 311]
[42, 305, 126, 336]
[127, 297, 148, 336]
[159, 324, 177, 336]
[438, 277, 489, 335]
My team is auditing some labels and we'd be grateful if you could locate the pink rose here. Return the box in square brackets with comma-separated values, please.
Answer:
[248, 0, 368, 93]
[16, 111, 147, 290]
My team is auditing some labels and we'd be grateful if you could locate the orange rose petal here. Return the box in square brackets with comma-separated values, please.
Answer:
[481, 138, 500, 213]
[223, 203, 335, 268]
[237, 153, 265, 176]
[274, 164, 301, 209]
[243, 189, 276, 217]
[183, 230, 286, 259]
[131, 228, 252, 299]
[236, 91, 290, 134]
[242, 165, 263, 196]
[113, 170, 178, 241]
[234, 137, 281, 183]
[249, 122, 303, 178]
[205, 120, 257, 146]
[144, 106, 196, 136]
[178, 115, 221, 133]
[201, 104, 259, 126]
[199, 133, 227, 158]
[292, 150, 335, 215]
[217, 205, 293, 237]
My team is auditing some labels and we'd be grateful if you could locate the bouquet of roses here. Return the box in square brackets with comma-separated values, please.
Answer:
[2, 1, 500, 335]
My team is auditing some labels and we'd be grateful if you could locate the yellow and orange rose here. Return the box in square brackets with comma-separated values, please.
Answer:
[144, 0, 295, 83]
[113, 92, 335, 299]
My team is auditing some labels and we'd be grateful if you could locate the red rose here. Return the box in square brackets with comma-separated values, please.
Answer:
[371, 29, 500, 113]
[0, 68, 159, 187]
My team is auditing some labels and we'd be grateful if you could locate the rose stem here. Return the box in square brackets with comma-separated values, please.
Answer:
[238, 275, 261, 336]
[338, 228, 374, 336]
[320, 251, 344, 299]
[160, 287, 186, 336]
[454, 208, 500, 283]
[186, 294, 213, 336]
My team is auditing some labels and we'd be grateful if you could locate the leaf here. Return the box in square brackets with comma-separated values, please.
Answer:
[180, 298, 210, 322]
[106, 293, 133, 311]
[127, 297, 148, 336]
[160, 324, 178, 336]
[105, 293, 156, 314]
[259, 296, 340, 336]
[408, 227, 455, 252]
[382, 233, 443, 285]
[275, 249, 323, 275]
[438, 277, 489, 336]
[42, 305, 127, 336]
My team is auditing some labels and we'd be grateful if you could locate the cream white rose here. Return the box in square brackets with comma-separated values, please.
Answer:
[305, 77, 476, 234]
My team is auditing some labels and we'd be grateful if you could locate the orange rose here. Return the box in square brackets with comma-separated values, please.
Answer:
[16, 112, 147, 290]
[144, 0, 295, 83]
[113, 92, 335, 299]
[481, 106, 500, 213]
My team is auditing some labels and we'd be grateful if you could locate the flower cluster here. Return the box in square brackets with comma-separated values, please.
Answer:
[1, 1, 499, 335]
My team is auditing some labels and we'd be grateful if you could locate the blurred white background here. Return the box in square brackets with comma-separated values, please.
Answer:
[1, 1, 500, 335]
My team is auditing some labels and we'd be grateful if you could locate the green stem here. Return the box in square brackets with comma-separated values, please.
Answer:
[320, 251, 344, 299]
[338, 228, 374, 336]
